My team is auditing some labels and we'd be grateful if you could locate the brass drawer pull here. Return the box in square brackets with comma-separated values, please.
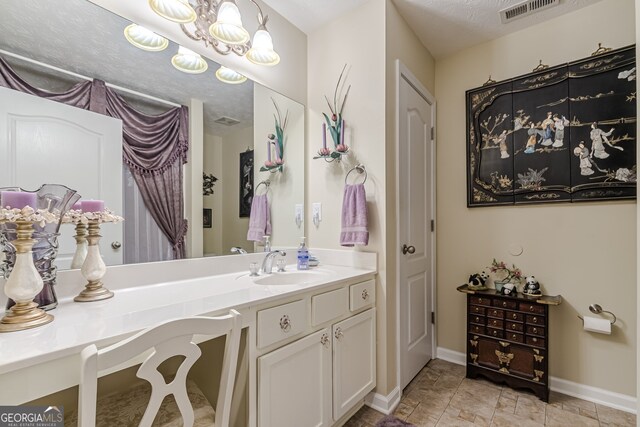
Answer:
[511, 324, 516, 329]
[530, 306, 535, 312]
[492, 330, 498, 336]
[492, 320, 498, 326]
[533, 327, 538, 334]
[512, 314, 518, 320]
[512, 334, 518, 340]
[532, 317, 538, 323]
[502, 302, 507, 307]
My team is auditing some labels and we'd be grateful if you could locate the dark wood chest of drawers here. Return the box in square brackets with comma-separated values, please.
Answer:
[457, 285, 561, 402]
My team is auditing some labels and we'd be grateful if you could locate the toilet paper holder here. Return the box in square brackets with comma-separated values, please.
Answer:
[578, 304, 617, 325]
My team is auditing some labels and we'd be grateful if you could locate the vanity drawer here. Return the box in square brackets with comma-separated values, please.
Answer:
[257, 299, 308, 348]
[312, 287, 348, 326]
[350, 280, 375, 311]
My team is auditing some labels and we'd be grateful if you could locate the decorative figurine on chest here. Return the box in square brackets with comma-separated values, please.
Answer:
[523, 275, 542, 296]
[501, 283, 516, 296]
[468, 270, 489, 290]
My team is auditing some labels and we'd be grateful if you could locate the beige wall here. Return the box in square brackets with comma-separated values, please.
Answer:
[203, 127, 253, 256]
[385, 0, 437, 394]
[204, 133, 223, 256]
[307, 0, 388, 392]
[636, 0, 640, 414]
[435, 0, 637, 396]
[253, 84, 306, 249]
[186, 98, 204, 258]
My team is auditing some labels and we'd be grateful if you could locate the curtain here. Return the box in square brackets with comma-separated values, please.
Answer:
[0, 57, 189, 259]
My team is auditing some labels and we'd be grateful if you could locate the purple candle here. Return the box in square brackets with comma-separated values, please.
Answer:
[274, 137, 281, 160]
[267, 139, 271, 162]
[72, 201, 82, 211]
[81, 200, 104, 213]
[1, 191, 37, 209]
[322, 123, 327, 149]
[341, 120, 346, 146]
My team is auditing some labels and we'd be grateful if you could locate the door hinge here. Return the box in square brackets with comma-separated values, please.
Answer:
[431, 312, 435, 324]
[430, 126, 434, 141]
[430, 219, 435, 232]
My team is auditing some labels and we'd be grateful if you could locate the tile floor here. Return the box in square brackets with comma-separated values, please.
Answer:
[346, 359, 636, 427]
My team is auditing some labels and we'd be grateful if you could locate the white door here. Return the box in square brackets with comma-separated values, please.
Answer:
[398, 71, 435, 389]
[0, 87, 123, 267]
[258, 329, 332, 427]
[332, 308, 376, 421]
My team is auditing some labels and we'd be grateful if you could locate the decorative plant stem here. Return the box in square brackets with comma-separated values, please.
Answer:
[314, 64, 351, 162]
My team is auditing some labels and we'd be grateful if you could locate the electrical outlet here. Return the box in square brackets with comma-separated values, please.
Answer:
[312, 202, 322, 222]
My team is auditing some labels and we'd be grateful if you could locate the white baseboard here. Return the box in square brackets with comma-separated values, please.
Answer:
[364, 386, 401, 415]
[435, 347, 637, 414]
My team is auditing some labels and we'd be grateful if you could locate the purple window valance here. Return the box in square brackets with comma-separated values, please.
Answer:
[0, 57, 189, 258]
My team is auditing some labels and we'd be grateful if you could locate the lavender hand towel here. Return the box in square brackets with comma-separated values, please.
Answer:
[247, 194, 271, 242]
[340, 183, 369, 246]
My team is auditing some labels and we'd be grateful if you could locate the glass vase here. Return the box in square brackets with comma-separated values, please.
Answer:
[1, 184, 80, 311]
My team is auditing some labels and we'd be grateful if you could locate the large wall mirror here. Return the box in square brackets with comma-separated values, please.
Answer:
[0, 0, 305, 270]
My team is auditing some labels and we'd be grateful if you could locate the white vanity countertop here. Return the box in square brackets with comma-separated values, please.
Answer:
[0, 264, 375, 375]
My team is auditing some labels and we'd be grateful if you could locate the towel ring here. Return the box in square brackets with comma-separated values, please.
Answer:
[255, 180, 270, 195]
[345, 164, 367, 185]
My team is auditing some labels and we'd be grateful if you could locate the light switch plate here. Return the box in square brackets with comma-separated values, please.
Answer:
[312, 202, 322, 221]
[295, 204, 303, 227]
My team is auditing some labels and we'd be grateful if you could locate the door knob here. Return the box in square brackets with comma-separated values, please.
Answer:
[111, 241, 122, 250]
[402, 244, 415, 255]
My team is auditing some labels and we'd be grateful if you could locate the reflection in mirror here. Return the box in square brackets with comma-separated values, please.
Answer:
[0, 0, 304, 272]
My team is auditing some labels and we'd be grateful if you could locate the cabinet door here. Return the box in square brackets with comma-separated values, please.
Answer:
[258, 328, 332, 427]
[333, 308, 376, 421]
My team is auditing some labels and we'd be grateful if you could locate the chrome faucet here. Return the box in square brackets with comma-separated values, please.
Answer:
[261, 250, 286, 274]
[231, 246, 247, 254]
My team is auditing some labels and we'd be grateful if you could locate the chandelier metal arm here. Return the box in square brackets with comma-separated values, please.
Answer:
[179, 0, 253, 57]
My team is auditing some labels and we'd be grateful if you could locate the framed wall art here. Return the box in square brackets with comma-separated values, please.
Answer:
[239, 149, 254, 217]
[466, 45, 636, 207]
[203, 208, 212, 229]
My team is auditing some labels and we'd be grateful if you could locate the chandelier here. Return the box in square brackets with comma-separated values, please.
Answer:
[149, 0, 280, 66]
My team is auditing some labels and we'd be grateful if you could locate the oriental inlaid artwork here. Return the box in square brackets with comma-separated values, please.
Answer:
[466, 45, 636, 206]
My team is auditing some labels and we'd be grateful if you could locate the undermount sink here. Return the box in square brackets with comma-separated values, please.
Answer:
[253, 270, 329, 286]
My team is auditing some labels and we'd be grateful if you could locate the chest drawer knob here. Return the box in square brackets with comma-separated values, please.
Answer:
[512, 334, 518, 340]
[532, 337, 538, 343]
[530, 306, 535, 312]
[362, 289, 369, 300]
[334, 327, 344, 340]
[512, 313, 517, 320]
[532, 317, 538, 323]
[502, 302, 507, 307]
[492, 320, 498, 326]
[492, 330, 498, 336]
[533, 327, 538, 334]
[511, 324, 516, 329]
[280, 314, 292, 332]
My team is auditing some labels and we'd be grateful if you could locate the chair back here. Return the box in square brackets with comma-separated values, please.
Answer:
[78, 310, 241, 427]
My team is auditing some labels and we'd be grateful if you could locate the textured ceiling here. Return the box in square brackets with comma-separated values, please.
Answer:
[0, 0, 254, 135]
[391, 0, 603, 58]
[261, 0, 603, 59]
[260, 0, 372, 33]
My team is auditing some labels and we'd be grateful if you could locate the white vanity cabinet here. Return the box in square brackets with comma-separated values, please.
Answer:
[256, 279, 376, 427]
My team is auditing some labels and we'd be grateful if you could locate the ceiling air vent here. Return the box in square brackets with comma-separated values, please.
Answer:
[500, 0, 560, 24]
[214, 116, 240, 126]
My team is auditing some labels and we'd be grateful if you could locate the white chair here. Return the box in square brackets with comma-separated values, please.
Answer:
[76, 310, 241, 427]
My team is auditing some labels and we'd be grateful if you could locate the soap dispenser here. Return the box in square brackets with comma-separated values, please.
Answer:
[297, 237, 309, 270]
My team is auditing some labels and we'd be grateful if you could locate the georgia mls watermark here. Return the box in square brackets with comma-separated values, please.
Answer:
[0, 406, 64, 427]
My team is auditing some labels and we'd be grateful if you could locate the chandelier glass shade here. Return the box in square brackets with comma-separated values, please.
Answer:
[209, 1, 250, 45]
[149, 0, 280, 65]
[171, 46, 209, 73]
[148, 0, 197, 23]
[215, 66, 248, 84]
[124, 24, 169, 52]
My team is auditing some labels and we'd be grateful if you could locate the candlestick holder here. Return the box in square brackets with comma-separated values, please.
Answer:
[0, 220, 53, 332]
[74, 221, 113, 302]
[70, 223, 88, 269]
